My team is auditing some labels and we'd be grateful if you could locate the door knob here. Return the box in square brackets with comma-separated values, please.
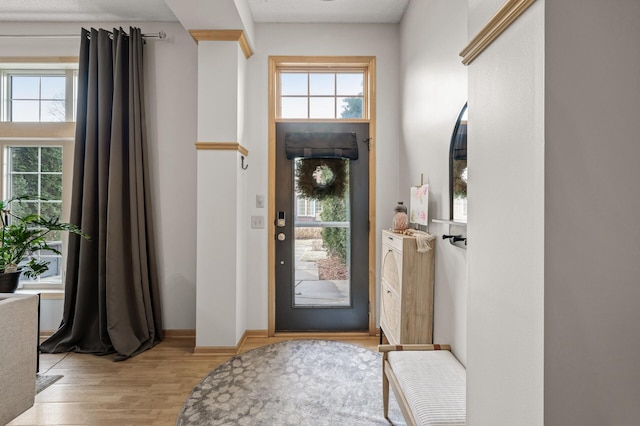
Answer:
[277, 233, 286, 241]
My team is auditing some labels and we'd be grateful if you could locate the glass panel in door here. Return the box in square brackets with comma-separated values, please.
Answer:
[294, 160, 351, 307]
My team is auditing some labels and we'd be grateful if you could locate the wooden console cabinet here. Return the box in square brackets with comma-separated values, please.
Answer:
[380, 229, 435, 344]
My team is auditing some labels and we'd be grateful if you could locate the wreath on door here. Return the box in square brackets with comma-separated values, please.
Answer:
[295, 158, 347, 200]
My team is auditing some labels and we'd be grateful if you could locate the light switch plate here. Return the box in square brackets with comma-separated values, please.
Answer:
[256, 194, 265, 208]
[251, 215, 265, 229]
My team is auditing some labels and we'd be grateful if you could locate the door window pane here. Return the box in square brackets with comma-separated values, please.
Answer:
[338, 97, 363, 119]
[337, 73, 363, 96]
[294, 159, 351, 307]
[281, 97, 308, 119]
[310, 73, 334, 95]
[309, 97, 335, 119]
[281, 73, 308, 96]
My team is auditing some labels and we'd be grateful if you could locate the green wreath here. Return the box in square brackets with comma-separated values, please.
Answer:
[295, 158, 347, 200]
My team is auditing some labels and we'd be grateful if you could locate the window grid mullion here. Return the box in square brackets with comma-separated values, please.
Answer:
[38, 76, 42, 121]
[307, 73, 311, 119]
[333, 73, 337, 119]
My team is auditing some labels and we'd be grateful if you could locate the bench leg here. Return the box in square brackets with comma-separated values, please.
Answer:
[382, 362, 390, 419]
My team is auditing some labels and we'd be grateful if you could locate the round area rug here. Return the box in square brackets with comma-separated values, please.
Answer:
[177, 339, 405, 426]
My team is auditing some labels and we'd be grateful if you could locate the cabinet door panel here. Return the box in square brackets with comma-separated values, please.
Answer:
[381, 281, 401, 344]
[381, 248, 402, 294]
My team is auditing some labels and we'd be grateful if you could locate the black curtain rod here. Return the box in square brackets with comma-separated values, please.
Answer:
[0, 31, 166, 40]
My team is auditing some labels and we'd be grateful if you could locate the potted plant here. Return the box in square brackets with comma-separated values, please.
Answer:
[0, 197, 89, 293]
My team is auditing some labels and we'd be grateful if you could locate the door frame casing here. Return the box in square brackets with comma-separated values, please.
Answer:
[267, 56, 377, 336]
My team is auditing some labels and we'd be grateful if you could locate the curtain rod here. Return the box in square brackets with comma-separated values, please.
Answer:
[0, 31, 166, 40]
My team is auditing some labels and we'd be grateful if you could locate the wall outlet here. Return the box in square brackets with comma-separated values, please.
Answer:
[256, 194, 265, 208]
[251, 215, 265, 229]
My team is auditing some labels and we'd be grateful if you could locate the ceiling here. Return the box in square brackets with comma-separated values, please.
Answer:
[247, 0, 409, 23]
[0, 0, 409, 24]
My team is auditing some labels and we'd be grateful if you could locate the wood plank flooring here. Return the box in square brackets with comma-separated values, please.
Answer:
[9, 335, 379, 425]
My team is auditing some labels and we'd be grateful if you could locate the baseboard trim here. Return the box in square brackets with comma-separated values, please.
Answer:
[193, 346, 238, 356]
[40, 330, 55, 339]
[193, 329, 269, 356]
[244, 329, 269, 338]
[40, 328, 377, 351]
[41, 329, 197, 341]
[163, 329, 196, 339]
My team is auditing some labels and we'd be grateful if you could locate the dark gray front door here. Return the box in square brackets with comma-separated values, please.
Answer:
[275, 122, 369, 331]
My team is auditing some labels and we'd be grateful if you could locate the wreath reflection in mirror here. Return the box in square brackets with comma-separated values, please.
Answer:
[453, 159, 467, 198]
[295, 158, 347, 200]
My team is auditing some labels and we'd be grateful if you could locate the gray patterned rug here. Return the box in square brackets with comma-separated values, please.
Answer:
[177, 339, 406, 425]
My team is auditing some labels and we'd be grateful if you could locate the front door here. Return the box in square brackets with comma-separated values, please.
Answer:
[275, 122, 369, 331]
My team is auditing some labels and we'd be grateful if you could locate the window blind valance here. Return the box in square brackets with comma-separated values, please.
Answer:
[285, 132, 359, 160]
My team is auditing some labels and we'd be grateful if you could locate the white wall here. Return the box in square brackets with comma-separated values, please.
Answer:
[466, 0, 545, 424]
[544, 0, 640, 423]
[0, 22, 198, 331]
[243, 23, 402, 329]
[399, 0, 468, 364]
[2, 20, 401, 335]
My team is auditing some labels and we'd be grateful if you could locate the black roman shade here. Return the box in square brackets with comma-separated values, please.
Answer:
[285, 132, 359, 160]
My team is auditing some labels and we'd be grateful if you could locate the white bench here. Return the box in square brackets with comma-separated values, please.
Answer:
[379, 344, 466, 426]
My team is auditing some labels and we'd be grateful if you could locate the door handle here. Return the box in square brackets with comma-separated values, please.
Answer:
[277, 233, 286, 241]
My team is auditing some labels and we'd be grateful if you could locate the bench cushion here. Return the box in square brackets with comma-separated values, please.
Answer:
[388, 350, 466, 425]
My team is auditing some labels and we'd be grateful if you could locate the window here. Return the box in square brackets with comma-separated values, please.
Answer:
[0, 61, 77, 289]
[1, 69, 76, 122]
[279, 71, 366, 119]
[0, 141, 73, 287]
[6, 146, 64, 283]
[296, 197, 322, 218]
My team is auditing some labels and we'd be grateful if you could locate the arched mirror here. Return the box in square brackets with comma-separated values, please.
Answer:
[449, 103, 467, 223]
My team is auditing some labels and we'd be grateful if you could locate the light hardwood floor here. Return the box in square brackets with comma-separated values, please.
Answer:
[10, 335, 379, 425]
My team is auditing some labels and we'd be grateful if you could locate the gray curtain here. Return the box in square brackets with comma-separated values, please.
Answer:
[40, 27, 163, 361]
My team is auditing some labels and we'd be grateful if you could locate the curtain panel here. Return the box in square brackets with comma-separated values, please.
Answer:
[40, 27, 162, 360]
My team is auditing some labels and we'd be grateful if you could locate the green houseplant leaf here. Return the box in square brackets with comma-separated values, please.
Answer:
[0, 196, 89, 280]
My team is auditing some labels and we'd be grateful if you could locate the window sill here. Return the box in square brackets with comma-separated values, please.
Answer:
[15, 289, 64, 300]
[431, 218, 467, 227]
[0, 122, 75, 138]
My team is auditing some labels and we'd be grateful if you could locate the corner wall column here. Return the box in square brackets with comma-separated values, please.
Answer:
[193, 32, 252, 351]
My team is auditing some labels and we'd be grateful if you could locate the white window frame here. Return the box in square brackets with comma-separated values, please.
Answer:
[0, 59, 77, 290]
[0, 139, 74, 289]
[0, 68, 78, 123]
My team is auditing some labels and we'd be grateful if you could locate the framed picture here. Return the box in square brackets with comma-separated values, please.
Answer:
[410, 184, 429, 226]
